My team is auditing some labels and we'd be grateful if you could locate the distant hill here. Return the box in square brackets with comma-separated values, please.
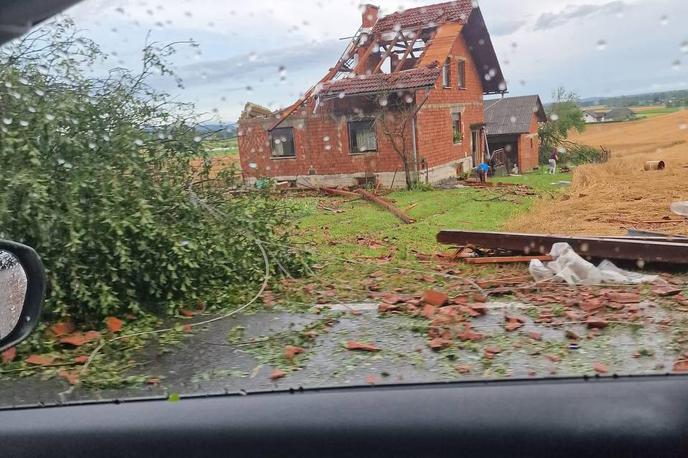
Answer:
[579, 90, 688, 108]
[196, 122, 236, 139]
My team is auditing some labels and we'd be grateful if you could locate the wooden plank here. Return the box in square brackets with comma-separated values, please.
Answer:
[393, 27, 423, 73]
[436, 230, 688, 265]
[372, 39, 398, 74]
[321, 188, 362, 199]
[464, 255, 554, 265]
[356, 189, 415, 224]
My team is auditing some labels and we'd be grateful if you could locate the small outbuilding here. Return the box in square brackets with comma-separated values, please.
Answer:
[484, 95, 547, 172]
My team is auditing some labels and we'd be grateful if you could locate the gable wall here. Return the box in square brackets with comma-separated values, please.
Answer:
[415, 29, 485, 173]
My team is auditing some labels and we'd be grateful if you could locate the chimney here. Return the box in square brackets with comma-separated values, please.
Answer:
[362, 4, 379, 29]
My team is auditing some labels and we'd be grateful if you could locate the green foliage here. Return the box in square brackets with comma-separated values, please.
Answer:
[561, 144, 609, 165]
[0, 20, 308, 323]
[539, 87, 586, 163]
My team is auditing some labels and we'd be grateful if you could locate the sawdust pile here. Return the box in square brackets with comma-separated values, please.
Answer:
[508, 110, 688, 236]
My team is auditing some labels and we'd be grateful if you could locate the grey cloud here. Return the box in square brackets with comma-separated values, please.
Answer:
[175, 39, 346, 86]
[534, 1, 627, 30]
[489, 19, 528, 36]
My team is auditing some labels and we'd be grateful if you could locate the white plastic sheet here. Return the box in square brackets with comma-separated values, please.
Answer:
[529, 242, 658, 285]
[670, 201, 688, 218]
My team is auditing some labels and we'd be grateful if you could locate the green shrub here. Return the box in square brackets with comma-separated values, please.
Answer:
[0, 20, 309, 323]
[540, 143, 609, 166]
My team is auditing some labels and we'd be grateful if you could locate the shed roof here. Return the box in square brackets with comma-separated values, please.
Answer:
[372, 0, 473, 35]
[605, 107, 635, 119]
[484, 95, 547, 136]
[318, 65, 441, 98]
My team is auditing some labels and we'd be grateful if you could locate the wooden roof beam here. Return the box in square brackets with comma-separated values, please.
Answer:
[393, 27, 423, 73]
[372, 33, 401, 74]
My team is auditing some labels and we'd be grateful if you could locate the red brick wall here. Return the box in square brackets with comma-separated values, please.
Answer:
[237, 104, 411, 182]
[238, 30, 486, 181]
[517, 113, 541, 171]
[415, 31, 485, 169]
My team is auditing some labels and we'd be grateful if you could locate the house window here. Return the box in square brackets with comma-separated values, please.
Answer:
[457, 60, 466, 89]
[452, 112, 463, 144]
[349, 119, 377, 154]
[270, 128, 295, 158]
[442, 58, 451, 88]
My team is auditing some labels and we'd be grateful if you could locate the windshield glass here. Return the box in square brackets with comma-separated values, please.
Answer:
[1, 0, 687, 406]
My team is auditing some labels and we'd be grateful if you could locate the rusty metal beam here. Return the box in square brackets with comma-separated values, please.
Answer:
[436, 230, 688, 265]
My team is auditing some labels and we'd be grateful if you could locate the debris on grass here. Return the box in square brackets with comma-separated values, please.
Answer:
[345, 341, 380, 352]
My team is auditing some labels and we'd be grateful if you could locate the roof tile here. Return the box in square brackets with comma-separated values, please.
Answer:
[372, 1, 474, 35]
[319, 65, 441, 97]
[484, 95, 547, 135]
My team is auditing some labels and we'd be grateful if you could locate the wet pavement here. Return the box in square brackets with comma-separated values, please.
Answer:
[0, 297, 681, 408]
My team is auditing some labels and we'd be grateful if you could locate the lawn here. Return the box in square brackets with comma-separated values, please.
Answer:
[275, 169, 571, 306]
[631, 106, 680, 119]
[295, 168, 571, 256]
[203, 137, 238, 158]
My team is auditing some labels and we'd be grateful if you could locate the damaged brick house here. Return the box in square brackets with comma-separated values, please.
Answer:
[238, 1, 506, 188]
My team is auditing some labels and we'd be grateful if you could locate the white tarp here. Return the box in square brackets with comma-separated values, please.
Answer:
[670, 201, 688, 218]
[529, 242, 658, 285]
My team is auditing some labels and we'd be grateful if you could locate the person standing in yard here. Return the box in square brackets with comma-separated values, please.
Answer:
[548, 148, 559, 174]
[477, 162, 490, 183]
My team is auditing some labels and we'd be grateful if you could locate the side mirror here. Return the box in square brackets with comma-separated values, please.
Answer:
[0, 241, 46, 352]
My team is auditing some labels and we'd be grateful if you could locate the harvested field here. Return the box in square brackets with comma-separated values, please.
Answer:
[569, 109, 688, 157]
[508, 110, 688, 236]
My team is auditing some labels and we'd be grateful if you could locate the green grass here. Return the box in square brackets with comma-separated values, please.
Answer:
[282, 169, 571, 297]
[493, 168, 571, 192]
[202, 137, 238, 158]
[632, 107, 680, 119]
[296, 168, 570, 253]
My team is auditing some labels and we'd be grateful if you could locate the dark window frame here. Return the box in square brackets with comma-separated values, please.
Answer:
[442, 58, 451, 88]
[452, 112, 463, 145]
[457, 59, 466, 89]
[270, 127, 296, 159]
[348, 119, 378, 155]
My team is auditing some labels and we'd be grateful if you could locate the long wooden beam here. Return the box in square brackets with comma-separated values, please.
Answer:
[357, 189, 415, 224]
[436, 230, 688, 265]
[372, 33, 402, 74]
[393, 27, 423, 73]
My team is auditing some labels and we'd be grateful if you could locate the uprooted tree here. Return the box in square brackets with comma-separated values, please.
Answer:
[0, 19, 310, 324]
[538, 87, 587, 163]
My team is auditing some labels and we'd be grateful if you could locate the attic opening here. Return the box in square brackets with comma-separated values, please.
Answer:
[376, 30, 429, 74]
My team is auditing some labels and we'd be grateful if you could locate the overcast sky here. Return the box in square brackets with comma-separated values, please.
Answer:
[61, 0, 688, 122]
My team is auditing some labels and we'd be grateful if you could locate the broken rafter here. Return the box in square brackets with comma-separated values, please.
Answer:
[394, 27, 423, 73]
[372, 32, 402, 74]
[353, 39, 377, 74]
[321, 187, 362, 199]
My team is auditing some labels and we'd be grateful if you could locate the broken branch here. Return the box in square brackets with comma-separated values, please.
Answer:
[356, 189, 415, 224]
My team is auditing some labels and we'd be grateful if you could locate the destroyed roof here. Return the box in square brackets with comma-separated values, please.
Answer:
[318, 65, 442, 98]
[484, 95, 547, 136]
[372, 0, 473, 34]
[240, 102, 274, 119]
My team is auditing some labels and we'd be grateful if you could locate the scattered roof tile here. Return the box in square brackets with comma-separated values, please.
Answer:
[372, 1, 474, 35]
[319, 65, 441, 98]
